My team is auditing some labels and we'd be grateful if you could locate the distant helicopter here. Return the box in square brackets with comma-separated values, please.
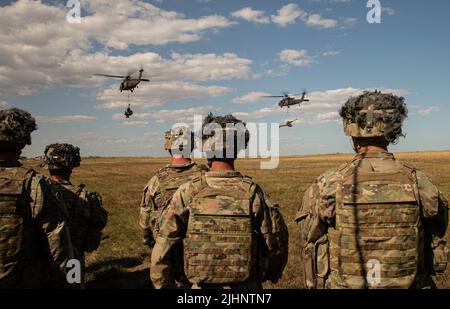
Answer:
[265, 91, 310, 109]
[94, 68, 150, 92]
[279, 119, 298, 128]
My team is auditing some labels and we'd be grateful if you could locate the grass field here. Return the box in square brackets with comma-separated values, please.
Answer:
[26, 151, 450, 289]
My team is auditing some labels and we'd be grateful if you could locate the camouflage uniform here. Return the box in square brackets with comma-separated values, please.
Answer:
[296, 92, 449, 289]
[150, 114, 289, 289]
[0, 109, 74, 288]
[44, 143, 108, 286]
[139, 161, 206, 247]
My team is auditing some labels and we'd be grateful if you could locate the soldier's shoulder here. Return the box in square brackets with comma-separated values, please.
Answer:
[317, 164, 346, 184]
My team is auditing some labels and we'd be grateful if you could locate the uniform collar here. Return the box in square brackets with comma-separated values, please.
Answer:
[354, 150, 395, 159]
[206, 170, 242, 178]
[167, 161, 195, 170]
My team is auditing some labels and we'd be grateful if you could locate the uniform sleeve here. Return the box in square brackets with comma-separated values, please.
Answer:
[139, 175, 160, 246]
[297, 171, 338, 244]
[415, 170, 449, 274]
[150, 182, 190, 289]
[254, 185, 289, 284]
[84, 191, 108, 253]
[31, 176, 74, 286]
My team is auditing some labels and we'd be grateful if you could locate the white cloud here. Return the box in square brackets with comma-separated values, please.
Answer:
[96, 81, 232, 110]
[0, 1, 244, 98]
[279, 49, 315, 67]
[383, 7, 396, 16]
[322, 51, 341, 57]
[340, 17, 357, 29]
[232, 92, 271, 104]
[271, 3, 306, 27]
[112, 113, 152, 120]
[233, 87, 408, 124]
[418, 106, 440, 116]
[304, 14, 337, 28]
[150, 106, 216, 124]
[36, 115, 97, 124]
[122, 121, 149, 127]
[231, 7, 270, 24]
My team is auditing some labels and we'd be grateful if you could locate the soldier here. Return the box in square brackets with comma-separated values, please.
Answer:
[140, 127, 206, 288]
[0, 108, 74, 288]
[150, 113, 289, 289]
[139, 127, 206, 248]
[43, 143, 108, 287]
[296, 91, 449, 289]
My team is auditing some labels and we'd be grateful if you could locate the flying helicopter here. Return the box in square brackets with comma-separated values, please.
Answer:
[94, 68, 150, 118]
[94, 68, 150, 93]
[264, 91, 310, 109]
[279, 118, 298, 128]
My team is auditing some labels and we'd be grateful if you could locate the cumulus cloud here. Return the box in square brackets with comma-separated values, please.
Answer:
[271, 3, 306, 27]
[418, 106, 440, 116]
[96, 81, 232, 110]
[0, 1, 245, 99]
[150, 105, 216, 124]
[231, 7, 270, 24]
[35, 115, 98, 124]
[233, 87, 408, 124]
[122, 121, 149, 127]
[304, 14, 337, 28]
[279, 49, 316, 67]
[232, 92, 271, 104]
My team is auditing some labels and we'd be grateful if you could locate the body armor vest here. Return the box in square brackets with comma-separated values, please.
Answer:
[0, 167, 34, 281]
[328, 157, 422, 288]
[52, 182, 90, 256]
[154, 165, 200, 210]
[184, 173, 256, 285]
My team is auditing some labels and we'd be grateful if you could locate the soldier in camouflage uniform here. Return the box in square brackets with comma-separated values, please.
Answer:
[151, 114, 289, 289]
[43, 143, 108, 287]
[0, 108, 74, 288]
[139, 127, 206, 248]
[140, 127, 205, 288]
[296, 91, 449, 289]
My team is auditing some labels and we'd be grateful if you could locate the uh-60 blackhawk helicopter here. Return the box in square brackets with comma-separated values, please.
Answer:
[94, 68, 150, 118]
[264, 91, 310, 109]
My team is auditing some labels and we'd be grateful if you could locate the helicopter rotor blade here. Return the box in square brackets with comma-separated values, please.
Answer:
[94, 73, 126, 79]
[263, 96, 285, 98]
[140, 79, 150, 82]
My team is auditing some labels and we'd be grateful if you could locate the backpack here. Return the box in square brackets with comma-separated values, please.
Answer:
[184, 173, 256, 285]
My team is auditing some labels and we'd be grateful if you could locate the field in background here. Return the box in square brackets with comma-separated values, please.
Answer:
[26, 151, 450, 289]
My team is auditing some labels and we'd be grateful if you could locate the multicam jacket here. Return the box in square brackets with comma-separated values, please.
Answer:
[51, 179, 108, 260]
[139, 162, 205, 247]
[0, 160, 74, 288]
[296, 151, 449, 289]
[150, 170, 289, 289]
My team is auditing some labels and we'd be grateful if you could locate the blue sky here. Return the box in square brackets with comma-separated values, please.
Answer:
[0, 0, 449, 157]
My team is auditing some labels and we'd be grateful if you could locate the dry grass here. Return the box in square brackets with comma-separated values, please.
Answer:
[25, 151, 450, 289]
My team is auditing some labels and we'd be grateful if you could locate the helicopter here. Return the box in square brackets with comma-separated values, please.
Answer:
[264, 91, 310, 109]
[279, 118, 298, 128]
[94, 68, 150, 93]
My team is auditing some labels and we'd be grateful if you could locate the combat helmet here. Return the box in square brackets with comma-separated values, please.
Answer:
[0, 108, 37, 148]
[44, 143, 81, 170]
[339, 90, 408, 144]
[201, 113, 250, 159]
[164, 126, 195, 154]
